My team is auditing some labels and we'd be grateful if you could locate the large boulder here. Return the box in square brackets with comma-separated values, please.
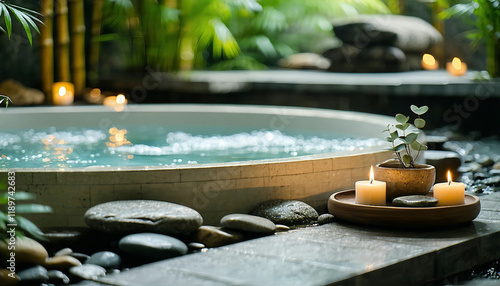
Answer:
[84, 200, 203, 236]
[0, 79, 44, 105]
[332, 15, 442, 53]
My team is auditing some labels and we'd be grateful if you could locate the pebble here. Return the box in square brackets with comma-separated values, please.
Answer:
[275, 224, 290, 231]
[44, 255, 82, 271]
[85, 251, 121, 269]
[458, 162, 482, 173]
[195, 226, 244, 248]
[483, 176, 500, 186]
[69, 264, 106, 281]
[392, 195, 438, 207]
[478, 156, 495, 167]
[250, 200, 319, 226]
[220, 214, 276, 234]
[71, 253, 91, 264]
[493, 162, 500, 170]
[0, 236, 48, 266]
[317, 214, 336, 225]
[188, 242, 206, 250]
[84, 200, 203, 236]
[47, 270, 70, 284]
[54, 248, 73, 257]
[0, 268, 19, 285]
[17, 265, 49, 283]
[119, 233, 188, 260]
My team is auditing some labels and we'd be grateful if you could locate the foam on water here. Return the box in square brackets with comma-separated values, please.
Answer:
[0, 127, 385, 168]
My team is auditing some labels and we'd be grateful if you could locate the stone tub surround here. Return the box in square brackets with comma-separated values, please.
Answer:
[8, 151, 392, 229]
[75, 191, 500, 286]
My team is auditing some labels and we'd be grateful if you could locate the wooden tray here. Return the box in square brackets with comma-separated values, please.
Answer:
[328, 190, 481, 228]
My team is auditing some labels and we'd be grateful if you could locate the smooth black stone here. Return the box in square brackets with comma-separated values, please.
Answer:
[119, 233, 188, 260]
[17, 265, 48, 282]
[392, 195, 438, 207]
[85, 251, 121, 269]
[250, 200, 319, 226]
[317, 214, 336, 225]
[47, 270, 70, 284]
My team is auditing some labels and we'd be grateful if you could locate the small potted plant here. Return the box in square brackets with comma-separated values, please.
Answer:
[375, 105, 436, 201]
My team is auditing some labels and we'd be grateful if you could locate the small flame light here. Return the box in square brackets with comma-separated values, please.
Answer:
[446, 57, 467, 76]
[103, 94, 128, 112]
[52, 82, 74, 106]
[421, 54, 438, 70]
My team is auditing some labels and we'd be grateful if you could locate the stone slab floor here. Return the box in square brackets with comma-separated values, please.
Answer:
[74, 190, 500, 286]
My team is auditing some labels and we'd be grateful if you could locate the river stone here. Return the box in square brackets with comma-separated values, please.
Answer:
[54, 248, 73, 257]
[250, 200, 319, 226]
[84, 200, 203, 235]
[195, 226, 244, 248]
[275, 224, 290, 232]
[69, 264, 106, 281]
[71, 253, 91, 264]
[85, 251, 121, 269]
[493, 162, 500, 170]
[43, 255, 82, 271]
[119, 233, 188, 260]
[17, 265, 48, 283]
[392, 195, 438, 207]
[0, 269, 19, 285]
[220, 214, 276, 234]
[0, 236, 48, 265]
[188, 242, 206, 250]
[317, 214, 336, 225]
[47, 270, 70, 285]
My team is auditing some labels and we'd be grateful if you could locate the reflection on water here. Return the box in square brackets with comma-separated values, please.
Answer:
[0, 126, 385, 168]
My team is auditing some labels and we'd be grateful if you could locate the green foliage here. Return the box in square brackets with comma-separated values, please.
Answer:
[0, 98, 51, 241]
[383, 105, 429, 168]
[0, 95, 11, 108]
[439, 0, 500, 77]
[101, 0, 391, 71]
[0, 1, 42, 45]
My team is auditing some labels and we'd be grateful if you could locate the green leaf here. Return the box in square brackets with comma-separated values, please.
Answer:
[385, 136, 395, 142]
[395, 123, 410, 131]
[410, 105, 429, 115]
[15, 216, 47, 241]
[7, 5, 32, 45]
[394, 143, 406, 152]
[410, 141, 422, 151]
[404, 133, 418, 144]
[1, 4, 12, 38]
[390, 131, 398, 140]
[395, 113, 409, 123]
[403, 154, 412, 165]
[16, 204, 52, 214]
[414, 118, 426, 129]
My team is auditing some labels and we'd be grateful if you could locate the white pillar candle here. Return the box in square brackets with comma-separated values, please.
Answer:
[355, 166, 386, 205]
[52, 82, 74, 106]
[433, 171, 465, 206]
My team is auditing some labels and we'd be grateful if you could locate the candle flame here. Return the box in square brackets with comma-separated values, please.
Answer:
[59, 86, 66, 96]
[422, 54, 436, 66]
[447, 170, 452, 185]
[452, 57, 462, 70]
[369, 165, 374, 184]
[116, 94, 126, 104]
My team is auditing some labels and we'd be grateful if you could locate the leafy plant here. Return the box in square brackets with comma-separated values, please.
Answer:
[0, 0, 42, 45]
[383, 105, 429, 168]
[439, 0, 500, 78]
[0, 97, 52, 241]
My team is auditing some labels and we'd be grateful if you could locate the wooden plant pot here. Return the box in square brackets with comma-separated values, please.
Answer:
[374, 159, 436, 202]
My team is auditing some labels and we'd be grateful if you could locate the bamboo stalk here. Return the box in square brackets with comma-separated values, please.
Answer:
[56, 0, 71, 82]
[89, 0, 103, 86]
[69, 0, 86, 98]
[40, 0, 54, 103]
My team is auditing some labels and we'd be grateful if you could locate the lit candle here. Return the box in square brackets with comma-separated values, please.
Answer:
[421, 54, 438, 70]
[355, 166, 386, 205]
[52, 82, 74, 106]
[446, 57, 467, 76]
[433, 171, 465, 206]
[103, 94, 127, 112]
